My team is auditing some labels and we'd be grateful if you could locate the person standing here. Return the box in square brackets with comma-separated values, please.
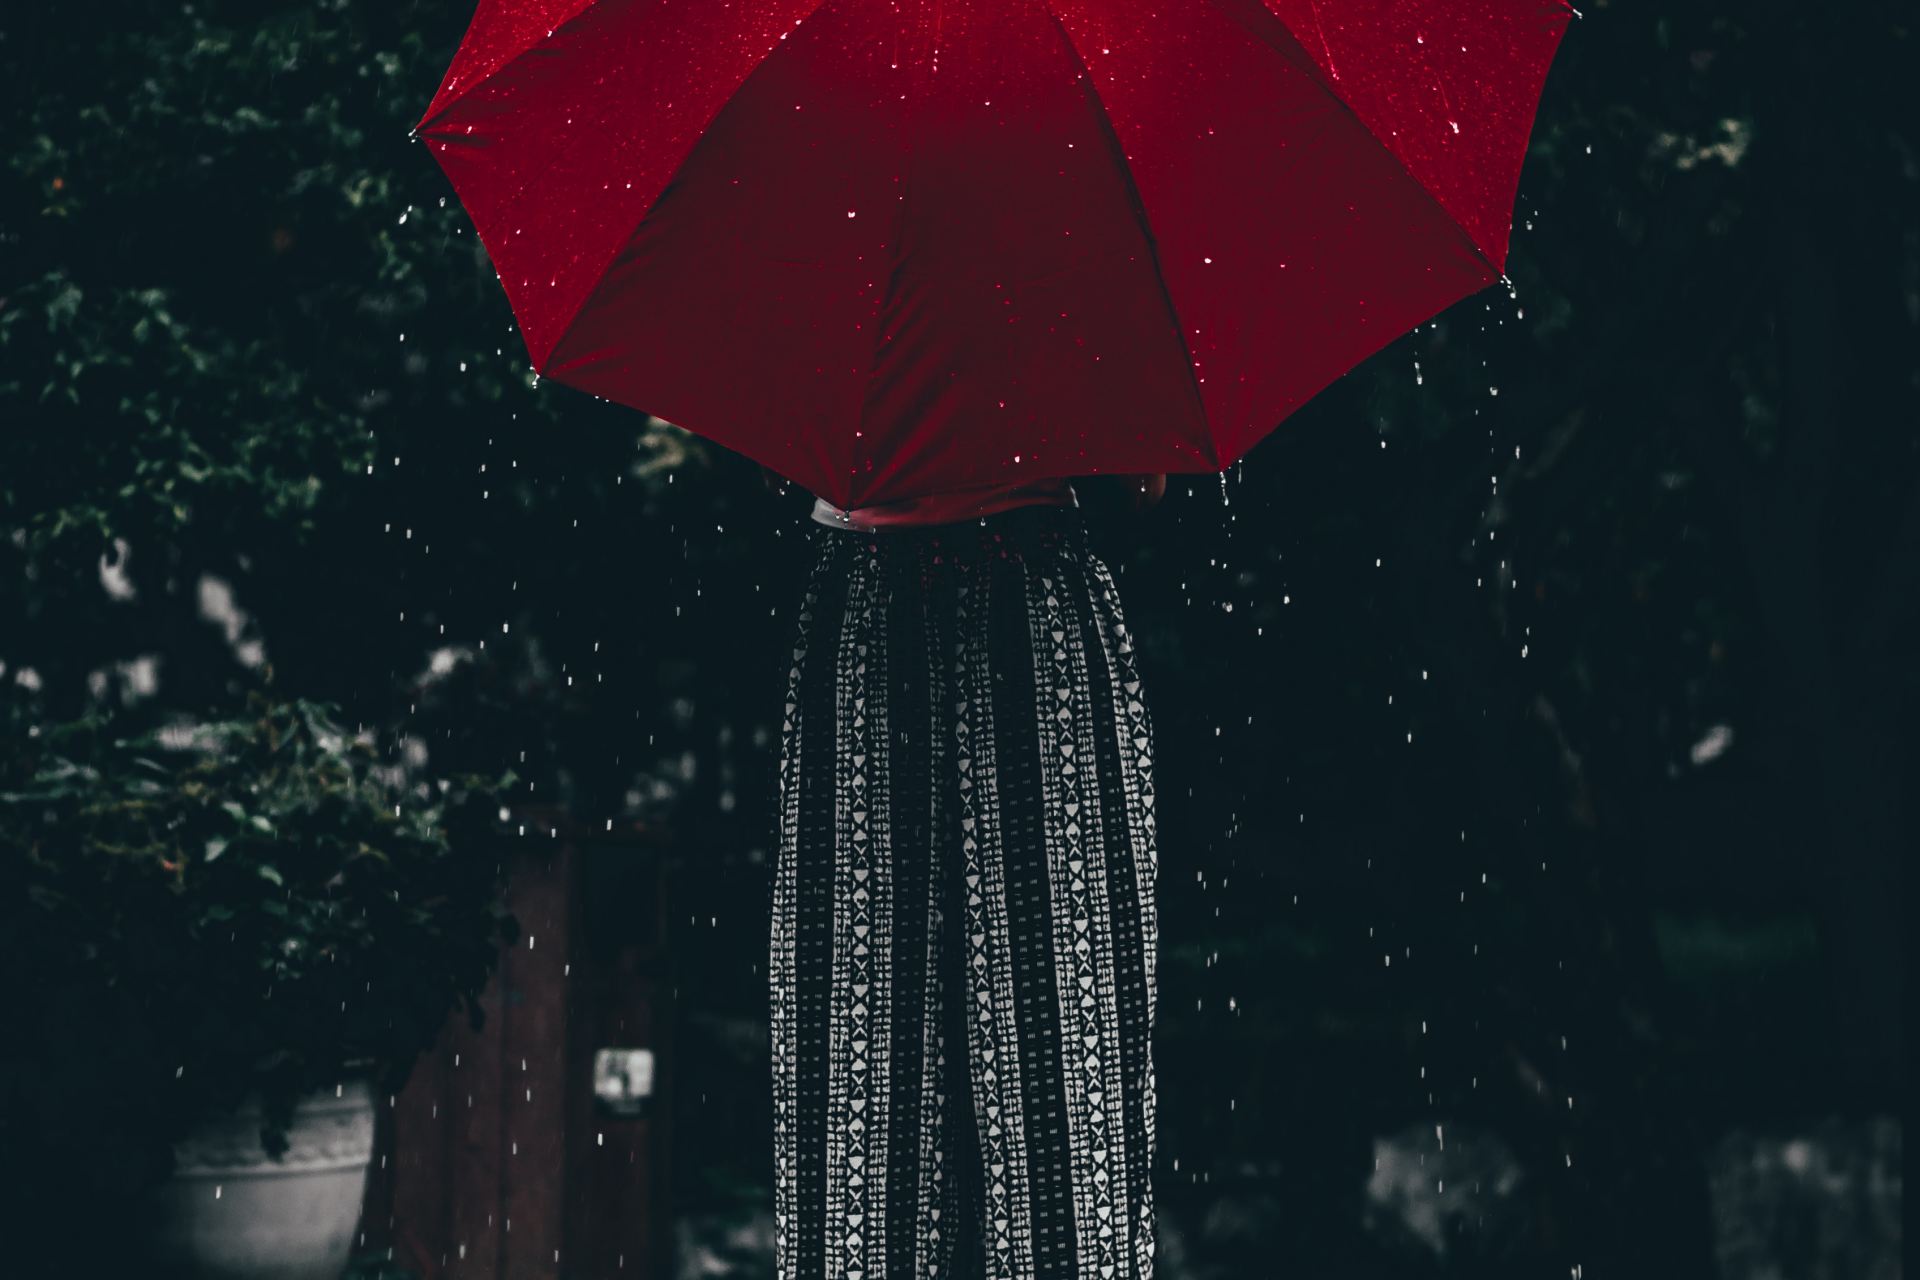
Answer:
[764, 463, 1166, 1278]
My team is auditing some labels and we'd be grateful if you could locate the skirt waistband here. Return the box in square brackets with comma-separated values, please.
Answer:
[802, 502, 1090, 571]
[806, 500, 1087, 556]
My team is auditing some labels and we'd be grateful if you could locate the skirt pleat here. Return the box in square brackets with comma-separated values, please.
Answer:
[772, 504, 1159, 1280]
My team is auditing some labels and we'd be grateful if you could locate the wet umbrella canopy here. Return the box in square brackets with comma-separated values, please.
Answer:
[5, 2, 1912, 1275]
[418, 0, 1570, 509]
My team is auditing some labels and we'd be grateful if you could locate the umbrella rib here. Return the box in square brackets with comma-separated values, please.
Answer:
[529, 0, 845, 375]
[1039, 5, 1220, 471]
[418, 1, 649, 371]
[416, 0, 612, 133]
[1196, 0, 1501, 276]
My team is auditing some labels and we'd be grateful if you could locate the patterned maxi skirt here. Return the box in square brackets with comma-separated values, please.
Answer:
[770, 502, 1160, 1280]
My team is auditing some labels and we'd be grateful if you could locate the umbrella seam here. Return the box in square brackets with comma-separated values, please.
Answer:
[846, 61, 922, 511]
[418, 3, 626, 369]
[415, 0, 611, 133]
[1196, 0, 1513, 277]
[1039, 6, 1221, 472]
[465, 0, 844, 372]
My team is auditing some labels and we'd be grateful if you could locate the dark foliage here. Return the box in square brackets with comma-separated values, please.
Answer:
[2, 0, 1911, 1275]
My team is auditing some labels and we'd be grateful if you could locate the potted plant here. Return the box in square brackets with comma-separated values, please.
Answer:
[0, 691, 518, 1278]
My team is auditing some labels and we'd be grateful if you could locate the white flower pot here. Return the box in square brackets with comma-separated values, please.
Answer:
[144, 1076, 376, 1280]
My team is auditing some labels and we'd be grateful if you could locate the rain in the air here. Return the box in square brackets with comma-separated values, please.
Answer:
[1, 2, 1907, 1278]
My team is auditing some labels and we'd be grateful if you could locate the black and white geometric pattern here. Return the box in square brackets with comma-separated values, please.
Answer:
[772, 504, 1159, 1279]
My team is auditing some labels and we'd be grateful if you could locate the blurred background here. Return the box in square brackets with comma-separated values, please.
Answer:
[1, 2, 1910, 1277]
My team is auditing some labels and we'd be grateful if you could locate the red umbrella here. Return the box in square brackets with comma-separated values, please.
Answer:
[418, 0, 1570, 510]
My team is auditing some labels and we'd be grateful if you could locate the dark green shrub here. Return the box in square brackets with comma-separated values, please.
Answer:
[0, 692, 516, 1196]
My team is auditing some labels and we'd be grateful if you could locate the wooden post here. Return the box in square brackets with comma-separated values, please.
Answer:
[359, 812, 675, 1278]
[565, 821, 676, 1279]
